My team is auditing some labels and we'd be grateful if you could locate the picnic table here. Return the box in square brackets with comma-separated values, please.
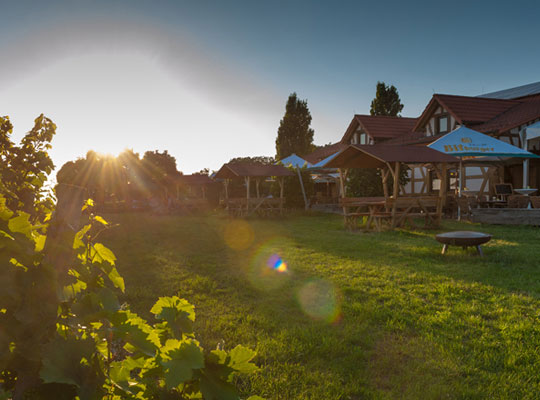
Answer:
[340, 197, 387, 231]
[340, 196, 442, 231]
[226, 197, 283, 217]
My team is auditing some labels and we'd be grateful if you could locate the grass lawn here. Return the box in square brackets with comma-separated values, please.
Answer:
[101, 212, 540, 399]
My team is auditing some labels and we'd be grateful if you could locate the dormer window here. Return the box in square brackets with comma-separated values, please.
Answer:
[436, 115, 449, 134]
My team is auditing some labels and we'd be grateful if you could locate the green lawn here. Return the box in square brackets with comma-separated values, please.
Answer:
[101, 212, 540, 399]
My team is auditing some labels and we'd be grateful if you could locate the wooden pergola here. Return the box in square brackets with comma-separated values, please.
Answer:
[214, 163, 294, 216]
[175, 174, 214, 199]
[324, 144, 458, 229]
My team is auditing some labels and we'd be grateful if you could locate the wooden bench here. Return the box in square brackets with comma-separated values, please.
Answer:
[226, 198, 284, 217]
[382, 196, 442, 228]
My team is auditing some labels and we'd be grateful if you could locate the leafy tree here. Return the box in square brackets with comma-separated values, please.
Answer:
[0, 114, 56, 220]
[275, 93, 315, 160]
[143, 150, 179, 177]
[228, 156, 275, 165]
[369, 81, 404, 117]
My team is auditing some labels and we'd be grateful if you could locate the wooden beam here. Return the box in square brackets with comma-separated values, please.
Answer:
[245, 176, 250, 214]
[278, 177, 284, 214]
[391, 162, 400, 228]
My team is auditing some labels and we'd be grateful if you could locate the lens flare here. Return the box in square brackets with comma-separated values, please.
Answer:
[267, 254, 288, 273]
[247, 238, 291, 291]
[223, 220, 254, 251]
[297, 279, 341, 323]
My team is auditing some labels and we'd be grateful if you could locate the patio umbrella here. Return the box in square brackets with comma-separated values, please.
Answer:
[428, 126, 539, 218]
[429, 126, 539, 194]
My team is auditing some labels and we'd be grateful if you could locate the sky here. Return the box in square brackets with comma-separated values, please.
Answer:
[1, 0, 540, 174]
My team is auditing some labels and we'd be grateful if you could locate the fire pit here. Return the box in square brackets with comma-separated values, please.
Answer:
[435, 231, 492, 256]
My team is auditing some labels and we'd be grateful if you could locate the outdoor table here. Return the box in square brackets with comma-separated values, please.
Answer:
[341, 199, 387, 231]
[435, 231, 492, 256]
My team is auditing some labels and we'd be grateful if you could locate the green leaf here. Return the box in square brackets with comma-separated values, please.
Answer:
[40, 336, 95, 387]
[227, 345, 258, 374]
[73, 224, 91, 249]
[96, 287, 120, 312]
[34, 233, 46, 252]
[81, 198, 94, 211]
[0, 196, 13, 221]
[199, 370, 240, 400]
[92, 243, 116, 265]
[160, 338, 204, 389]
[111, 311, 160, 356]
[150, 296, 195, 337]
[93, 215, 108, 225]
[8, 213, 33, 238]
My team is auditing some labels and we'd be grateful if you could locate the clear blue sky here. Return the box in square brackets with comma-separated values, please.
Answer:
[1, 0, 539, 173]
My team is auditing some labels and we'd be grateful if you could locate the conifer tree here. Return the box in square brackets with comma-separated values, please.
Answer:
[370, 81, 404, 116]
[275, 93, 314, 160]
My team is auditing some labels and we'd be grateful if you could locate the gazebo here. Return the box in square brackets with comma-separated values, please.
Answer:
[214, 163, 294, 216]
[175, 174, 215, 199]
[324, 144, 458, 229]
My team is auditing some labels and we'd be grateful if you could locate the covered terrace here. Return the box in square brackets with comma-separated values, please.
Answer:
[214, 163, 294, 217]
[324, 144, 458, 230]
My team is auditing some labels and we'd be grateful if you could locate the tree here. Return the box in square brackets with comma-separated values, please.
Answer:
[228, 155, 275, 165]
[0, 114, 56, 220]
[275, 93, 315, 160]
[348, 82, 407, 197]
[369, 81, 404, 117]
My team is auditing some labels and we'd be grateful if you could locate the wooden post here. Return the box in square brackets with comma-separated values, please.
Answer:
[391, 162, 400, 228]
[339, 168, 349, 225]
[255, 179, 260, 199]
[245, 176, 250, 215]
[278, 177, 284, 214]
[224, 180, 229, 211]
[436, 163, 447, 224]
[381, 167, 389, 202]
[296, 167, 308, 210]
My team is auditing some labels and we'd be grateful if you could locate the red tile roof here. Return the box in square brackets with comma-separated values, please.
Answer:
[303, 142, 347, 164]
[324, 144, 458, 169]
[341, 115, 418, 143]
[214, 163, 294, 179]
[414, 94, 520, 132]
[473, 95, 540, 134]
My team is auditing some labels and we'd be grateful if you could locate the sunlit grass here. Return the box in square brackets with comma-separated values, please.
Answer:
[101, 212, 540, 399]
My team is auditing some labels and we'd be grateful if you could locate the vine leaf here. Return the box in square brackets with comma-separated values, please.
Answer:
[150, 296, 195, 337]
[160, 339, 204, 389]
[93, 215, 108, 226]
[8, 213, 33, 238]
[228, 345, 258, 374]
[40, 336, 97, 388]
[92, 243, 116, 265]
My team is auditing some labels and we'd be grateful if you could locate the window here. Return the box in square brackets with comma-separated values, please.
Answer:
[436, 115, 449, 134]
[360, 133, 367, 145]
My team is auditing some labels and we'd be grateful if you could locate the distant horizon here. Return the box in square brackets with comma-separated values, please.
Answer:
[2, 0, 540, 175]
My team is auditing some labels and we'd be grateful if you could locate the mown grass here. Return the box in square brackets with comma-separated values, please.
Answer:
[101, 212, 540, 399]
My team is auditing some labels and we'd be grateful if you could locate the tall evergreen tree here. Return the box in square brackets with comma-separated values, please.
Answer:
[348, 82, 406, 197]
[275, 93, 315, 160]
[370, 81, 404, 116]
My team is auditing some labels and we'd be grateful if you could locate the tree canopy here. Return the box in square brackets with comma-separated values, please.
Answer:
[275, 93, 315, 160]
[369, 81, 404, 117]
